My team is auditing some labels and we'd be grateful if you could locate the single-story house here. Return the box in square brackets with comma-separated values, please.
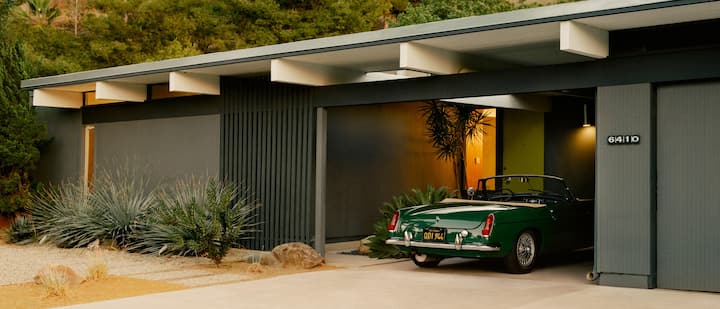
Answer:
[21, 0, 720, 292]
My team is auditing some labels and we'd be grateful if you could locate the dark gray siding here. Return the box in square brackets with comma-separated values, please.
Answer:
[596, 84, 655, 288]
[657, 81, 720, 292]
[544, 98, 596, 198]
[35, 108, 83, 184]
[93, 115, 220, 185]
[325, 103, 455, 241]
[221, 78, 315, 250]
[314, 47, 720, 108]
[82, 95, 220, 124]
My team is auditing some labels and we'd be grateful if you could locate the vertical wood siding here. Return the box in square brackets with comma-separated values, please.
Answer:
[221, 78, 315, 250]
[596, 84, 655, 287]
[657, 81, 720, 292]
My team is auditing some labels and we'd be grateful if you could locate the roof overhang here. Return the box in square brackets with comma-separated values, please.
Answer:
[22, 0, 720, 108]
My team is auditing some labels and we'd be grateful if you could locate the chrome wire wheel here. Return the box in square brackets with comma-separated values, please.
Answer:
[516, 232, 536, 267]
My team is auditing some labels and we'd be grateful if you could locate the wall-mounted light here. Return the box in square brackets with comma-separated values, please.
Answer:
[583, 104, 592, 127]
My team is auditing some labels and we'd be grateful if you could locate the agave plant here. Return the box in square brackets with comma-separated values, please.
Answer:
[130, 178, 258, 265]
[367, 186, 452, 259]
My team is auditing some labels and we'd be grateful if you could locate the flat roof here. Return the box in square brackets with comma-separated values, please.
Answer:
[21, 0, 720, 91]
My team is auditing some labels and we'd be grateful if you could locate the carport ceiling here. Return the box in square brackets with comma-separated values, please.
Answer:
[22, 0, 720, 107]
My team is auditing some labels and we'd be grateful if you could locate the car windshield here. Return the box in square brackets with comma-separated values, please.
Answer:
[478, 175, 569, 200]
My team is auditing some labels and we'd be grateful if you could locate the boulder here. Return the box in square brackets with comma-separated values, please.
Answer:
[242, 251, 280, 267]
[271, 242, 325, 269]
[34, 265, 83, 286]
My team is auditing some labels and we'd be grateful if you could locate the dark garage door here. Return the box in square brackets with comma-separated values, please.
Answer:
[657, 81, 720, 292]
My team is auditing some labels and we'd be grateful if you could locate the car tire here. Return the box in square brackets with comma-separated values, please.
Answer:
[504, 230, 538, 274]
[411, 253, 443, 268]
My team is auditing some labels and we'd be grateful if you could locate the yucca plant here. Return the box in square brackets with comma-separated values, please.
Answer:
[129, 178, 258, 265]
[368, 186, 452, 259]
[30, 167, 154, 248]
[90, 170, 154, 247]
[31, 180, 101, 248]
[4, 215, 36, 244]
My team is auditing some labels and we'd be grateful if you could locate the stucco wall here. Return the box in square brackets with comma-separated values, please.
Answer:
[93, 115, 220, 186]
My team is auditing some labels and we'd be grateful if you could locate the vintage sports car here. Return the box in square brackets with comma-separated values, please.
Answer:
[386, 175, 593, 273]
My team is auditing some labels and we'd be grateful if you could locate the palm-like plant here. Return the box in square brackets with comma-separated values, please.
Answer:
[368, 186, 452, 259]
[420, 100, 491, 198]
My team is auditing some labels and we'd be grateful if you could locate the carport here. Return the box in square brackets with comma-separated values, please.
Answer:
[22, 0, 720, 292]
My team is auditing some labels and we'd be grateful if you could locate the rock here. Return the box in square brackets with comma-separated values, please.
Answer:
[259, 252, 280, 267]
[271, 242, 324, 269]
[358, 236, 373, 255]
[247, 263, 268, 274]
[33, 265, 83, 286]
[242, 251, 280, 267]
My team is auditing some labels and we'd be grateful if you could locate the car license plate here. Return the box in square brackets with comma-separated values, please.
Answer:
[422, 227, 447, 242]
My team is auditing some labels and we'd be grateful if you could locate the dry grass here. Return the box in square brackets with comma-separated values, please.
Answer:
[36, 269, 70, 297]
[86, 262, 109, 281]
[0, 276, 186, 309]
[86, 250, 109, 281]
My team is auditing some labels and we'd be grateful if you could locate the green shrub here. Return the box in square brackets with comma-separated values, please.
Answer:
[368, 186, 452, 259]
[129, 178, 258, 266]
[4, 215, 36, 244]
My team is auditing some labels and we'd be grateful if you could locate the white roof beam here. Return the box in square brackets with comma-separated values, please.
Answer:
[400, 42, 466, 75]
[169, 72, 220, 95]
[560, 21, 609, 59]
[95, 81, 147, 102]
[443, 95, 551, 112]
[271, 59, 366, 86]
[32, 89, 83, 109]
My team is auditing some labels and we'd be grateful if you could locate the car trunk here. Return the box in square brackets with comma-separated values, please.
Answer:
[404, 203, 517, 230]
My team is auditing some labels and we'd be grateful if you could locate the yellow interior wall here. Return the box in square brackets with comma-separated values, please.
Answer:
[502, 109, 544, 175]
[465, 112, 496, 188]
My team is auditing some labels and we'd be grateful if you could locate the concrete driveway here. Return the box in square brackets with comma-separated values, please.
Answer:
[60, 250, 719, 309]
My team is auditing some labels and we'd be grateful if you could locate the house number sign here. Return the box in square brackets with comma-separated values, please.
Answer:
[607, 135, 640, 145]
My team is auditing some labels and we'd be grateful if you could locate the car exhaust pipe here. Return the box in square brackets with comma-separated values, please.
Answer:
[586, 271, 600, 281]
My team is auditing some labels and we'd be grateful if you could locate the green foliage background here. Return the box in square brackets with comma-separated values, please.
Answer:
[0, 0, 46, 214]
[5, 0, 567, 78]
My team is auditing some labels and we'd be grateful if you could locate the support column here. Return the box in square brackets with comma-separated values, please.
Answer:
[596, 84, 656, 289]
[314, 107, 327, 255]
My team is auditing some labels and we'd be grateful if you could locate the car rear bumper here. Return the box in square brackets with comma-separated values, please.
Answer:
[386, 239, 500, 252]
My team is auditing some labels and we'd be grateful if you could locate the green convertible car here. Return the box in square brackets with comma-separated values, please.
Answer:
[386, 175, 593, 273]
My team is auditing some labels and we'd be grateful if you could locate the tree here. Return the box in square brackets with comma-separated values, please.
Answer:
[0, 0, 46, 214]
[421, 101, 490, 198]
[391, 0, 516, 27]
[14, 0, 60, 25]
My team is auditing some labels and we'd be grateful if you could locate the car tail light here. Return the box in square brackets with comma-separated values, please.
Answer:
[481, 213, 495, 237]
[387, 211, 400, 231]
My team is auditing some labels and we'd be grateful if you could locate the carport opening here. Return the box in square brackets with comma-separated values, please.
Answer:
[324, 88, 596, 244]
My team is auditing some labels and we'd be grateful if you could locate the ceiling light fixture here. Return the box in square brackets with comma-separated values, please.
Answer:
[583, 104, 591, 127]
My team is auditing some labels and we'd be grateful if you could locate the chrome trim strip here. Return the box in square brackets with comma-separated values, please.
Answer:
[386, 239, 500, 252]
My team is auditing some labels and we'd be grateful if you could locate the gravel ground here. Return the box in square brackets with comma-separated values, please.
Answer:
[0, 241, 213, 286]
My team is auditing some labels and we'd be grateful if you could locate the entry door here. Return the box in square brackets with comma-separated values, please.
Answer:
[657, 81, 720, 292]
